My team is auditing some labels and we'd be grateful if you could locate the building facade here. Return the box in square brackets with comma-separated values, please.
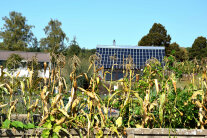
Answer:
[0, 50, 51, 78]
[96, 45, 165, 80]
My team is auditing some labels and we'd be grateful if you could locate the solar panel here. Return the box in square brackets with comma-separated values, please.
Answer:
[96, 45, 165, 70]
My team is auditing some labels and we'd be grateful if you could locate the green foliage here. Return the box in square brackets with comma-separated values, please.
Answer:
[41, 115, 66, 138]
[40, 19, 68, 54]
[11, 121, 24, 129]
[42, 129, 50, 138]
[1, 52, 207, 138]
[165, 55, 183, 78]
[164, 88, 198, 128]
[6, 54, 23, 71]
[0, 12, 207, 135]
[189, 36, 207, 60]
[0, 11, 34, 51]
[28, 38, 40, 52]
[2, 119, 10, 129]
[138, 23, 171, 47]
[79, 48, 96, 58]
[24, 123, 35, 129]
[1, 119, 35, 129]
[167, 42, 188, 61]
[66, 37, 81, 56]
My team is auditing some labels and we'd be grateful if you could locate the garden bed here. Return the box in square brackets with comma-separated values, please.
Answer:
[1, 55, 207, 137]
[0, 128, 207, 138]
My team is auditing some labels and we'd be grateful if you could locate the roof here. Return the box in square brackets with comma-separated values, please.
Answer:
[97, 45, 165, 49]
[96, 45, 165, 69]
[0, 50, 51, 62]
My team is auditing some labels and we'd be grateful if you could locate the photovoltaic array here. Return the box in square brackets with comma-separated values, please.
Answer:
[96, 45, 165, 69]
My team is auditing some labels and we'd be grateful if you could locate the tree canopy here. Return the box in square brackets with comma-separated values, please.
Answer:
[168, 42, 188, 61]
[189, 36, 207, 60]
[1, 11, 207, 62]
[28, 38, 40, 52]
[6, 54, 23, 70]
[40, 19, 68, 54]
[0, 11, 34, 51]
[138, 23, 171, 47]
[67, 37, 81, 56]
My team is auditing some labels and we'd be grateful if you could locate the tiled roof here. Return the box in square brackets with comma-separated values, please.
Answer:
[0, 50, 51, 62]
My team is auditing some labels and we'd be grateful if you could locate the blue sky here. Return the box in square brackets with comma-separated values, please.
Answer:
[0, 0, 207, 49]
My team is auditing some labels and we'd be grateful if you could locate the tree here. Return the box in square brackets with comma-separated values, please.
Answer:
[138, 23, 171, 54]
[6, 54, 23, 71]
[79, 47, 96, 58]
[189, 36, 207, 60]
[167, 42, 180, 55]
[168, 42, 188, 61]
[0, 11, 34, 51]
[40, 19, 68, 54]
[28, 38, 40, 52]
[67, 37, 81, 56]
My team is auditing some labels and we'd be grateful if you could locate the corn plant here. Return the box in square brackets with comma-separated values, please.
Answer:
[0, 52, 207, 138]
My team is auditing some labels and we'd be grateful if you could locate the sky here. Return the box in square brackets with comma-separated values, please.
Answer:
[0, 0, 207, 49]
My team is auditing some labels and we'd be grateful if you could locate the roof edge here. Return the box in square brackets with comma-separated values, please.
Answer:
[0, 50, 50, 54]
[96, 45, 165, 49]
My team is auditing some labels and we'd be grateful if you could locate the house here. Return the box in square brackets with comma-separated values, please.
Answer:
[0, 50, 51, 78]
[96, 45, 165, 80]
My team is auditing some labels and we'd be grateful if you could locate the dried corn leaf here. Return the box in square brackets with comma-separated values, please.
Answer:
[52, 94, 62, 107]
[5, 83, 13, 95]
[78, 87, 95, 98]
[56, 117, 66, 125]
[20, 81, 25, 95]
[28, 99, 39, 112]
[4, 71, 12, 79]
[96, 77, 100, 84]
[72, 98, 80, 111]
[44, 62, 47, 74]
[154, 79, 159, 94]
[116, 117, 122, 127]
[190, 90, 204, 100]
[58, 109, 70, 118]
[16, 71, 20, 78]
[149, 101, 158, 111]
[0, 103, 8, 108]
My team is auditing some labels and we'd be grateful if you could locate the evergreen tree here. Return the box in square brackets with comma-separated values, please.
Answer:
[67, 37, 81, 56]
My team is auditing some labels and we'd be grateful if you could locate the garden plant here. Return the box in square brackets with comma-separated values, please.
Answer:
[0, 53, 207, 138]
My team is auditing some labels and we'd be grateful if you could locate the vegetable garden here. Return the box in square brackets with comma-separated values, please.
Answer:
[0, 54, 207, 138]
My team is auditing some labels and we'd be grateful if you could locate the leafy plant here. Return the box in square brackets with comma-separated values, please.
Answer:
[2, 119, 35, 130]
